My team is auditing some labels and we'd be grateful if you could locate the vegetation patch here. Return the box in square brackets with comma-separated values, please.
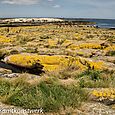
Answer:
[0, 77, 87, 112]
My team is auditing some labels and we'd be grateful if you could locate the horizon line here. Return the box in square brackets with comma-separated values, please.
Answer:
[0, 16, 115, 20]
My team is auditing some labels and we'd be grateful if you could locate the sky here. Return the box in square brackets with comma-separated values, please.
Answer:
[0, 0, 115, 19]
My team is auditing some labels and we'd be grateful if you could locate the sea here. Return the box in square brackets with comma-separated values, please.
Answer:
[65, 18, 115, 29]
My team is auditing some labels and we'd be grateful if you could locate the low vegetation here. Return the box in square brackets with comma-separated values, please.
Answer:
[0, 24, 115, 113]
[0, 76, 87, 112]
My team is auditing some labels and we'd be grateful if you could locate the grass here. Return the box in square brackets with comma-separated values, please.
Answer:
[106, 51, 115, 56]
[0, 76, 88, 112]
[77, 69, 115, 88]
[0, 68, 115, 113]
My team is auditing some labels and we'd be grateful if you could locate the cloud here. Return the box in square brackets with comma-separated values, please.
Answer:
[1, 0, 115, 19]
[53, 4, 60, 8]
[1, 0, 39, 5]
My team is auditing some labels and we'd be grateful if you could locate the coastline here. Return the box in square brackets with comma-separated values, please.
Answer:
[0, 17, 115, 29]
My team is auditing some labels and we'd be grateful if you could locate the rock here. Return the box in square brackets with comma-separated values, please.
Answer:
[0, 68, 12, 74]
[4, 53, 41, 68]
[68, 42, 102, 50]
[81, 102, 115, 115]
[3, 53, 108, 73]
[1, 46, 26, 55]
[0, 73, 19, 78]
[89, 88, 115, 106]
[96, 56, 115, 64]
[1, 55, 43, 75]
[4, 53, 72, 72]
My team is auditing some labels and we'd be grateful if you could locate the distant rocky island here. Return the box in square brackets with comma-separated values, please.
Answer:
[0, 18, 64, 23]
[0, 17, 94, 27]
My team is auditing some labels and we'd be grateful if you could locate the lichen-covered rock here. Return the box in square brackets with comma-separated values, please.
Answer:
[68, 43, 102, 50]
[4, 53, 40, 68]
[4, 54, 73, 72]
[4, 53, 107, 72]
[78, 57, 106, 70]
[91, 88, 115, 105]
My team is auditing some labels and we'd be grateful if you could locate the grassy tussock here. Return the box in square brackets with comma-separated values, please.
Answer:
[0, 76, 87, 112]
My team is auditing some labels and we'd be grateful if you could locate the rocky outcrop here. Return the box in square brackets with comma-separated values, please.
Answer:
[3, 53, 109, 74]
[4, 54, 72, 72]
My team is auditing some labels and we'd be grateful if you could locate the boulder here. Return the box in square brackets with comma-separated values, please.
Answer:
[4, 53, 73, 72]
[4, 53, 107, 73]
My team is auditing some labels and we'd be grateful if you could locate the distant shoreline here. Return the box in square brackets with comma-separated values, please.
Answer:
[0, 17, 115, 29]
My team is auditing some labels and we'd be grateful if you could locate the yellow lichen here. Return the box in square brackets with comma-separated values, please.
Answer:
[0, 36, 12, 43]
[5, 54, 107, 72]
[88, 61, 104, 70]
[5, 54, 40, 68]
[68, 43, 102, 50]
[92, 89, 115, 100]
[92, 90, 100, 97]
[104, 45, 115, 51]
[5, 54, 74, 72]
[78, 57, 105, 70]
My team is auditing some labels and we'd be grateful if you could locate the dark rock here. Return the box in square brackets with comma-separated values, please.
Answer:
[0, 61, 44, 75]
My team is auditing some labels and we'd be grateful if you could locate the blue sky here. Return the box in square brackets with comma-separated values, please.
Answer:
[0, 0, 115, 19]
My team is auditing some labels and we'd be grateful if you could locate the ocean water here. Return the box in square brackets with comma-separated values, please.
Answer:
[66, 18, 115, 29]
[86, 19, 115, 29]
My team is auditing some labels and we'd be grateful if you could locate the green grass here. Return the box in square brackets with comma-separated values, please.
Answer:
[78, 69, 101, 80]
[106, 51, 115, 56]
[0, 69, 114, 113]
[77, 69, 115, 88]
[0, 77, 87, 112]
